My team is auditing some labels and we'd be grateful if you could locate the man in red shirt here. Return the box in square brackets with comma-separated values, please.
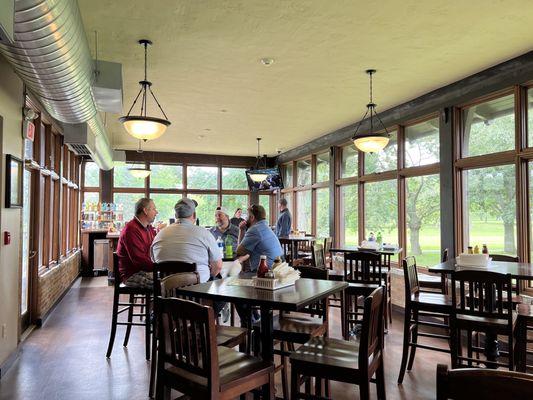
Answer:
[116, 198, 158, 289]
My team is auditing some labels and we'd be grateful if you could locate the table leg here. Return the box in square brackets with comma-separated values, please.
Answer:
[260, 306, 274, 400]
[484, 332, 499, 369]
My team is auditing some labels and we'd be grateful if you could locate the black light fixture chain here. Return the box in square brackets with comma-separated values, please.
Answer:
[148, 86, 170, 120]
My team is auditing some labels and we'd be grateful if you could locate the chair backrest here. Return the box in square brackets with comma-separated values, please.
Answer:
[436, 363, 533, 399]
[296, 265, 329, 280]
[323, 237, 333, 254]
[344, 251, 382, 284]
[153, 261, 197, 297]
[451, 270, 513, 322]
[279, 238, 294, 263]
[160, 272, 200, 298]
[442, 248, 449, 263]
[156, 297, 219, 391]
[359, 286, 385, 372]
[311, 243, 326, 269]
[113, 253, 121, 289]
[490, 254, 519, 262]
[403, 256, 420, 300]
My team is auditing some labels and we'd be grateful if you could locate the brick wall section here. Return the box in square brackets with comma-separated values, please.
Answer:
[37, 251, 81, 319]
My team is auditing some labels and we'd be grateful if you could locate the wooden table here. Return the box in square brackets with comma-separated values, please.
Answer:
[428, 258, 533, 368]
[330, 245, 402, 256]
[175, 276, 347, 398]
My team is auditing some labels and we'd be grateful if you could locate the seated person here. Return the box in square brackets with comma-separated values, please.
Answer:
[236, 204, 283, 272]
[116, 198, 158, 289]
[230, 208, 245, 227]
[209, 207, 239, 254]
[151, 198, 222, 283]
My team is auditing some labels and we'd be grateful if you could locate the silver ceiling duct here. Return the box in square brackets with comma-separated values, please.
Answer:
[0, 0, 114, 170]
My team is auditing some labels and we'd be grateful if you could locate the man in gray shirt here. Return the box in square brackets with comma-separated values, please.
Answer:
[275, 198, 292, 237]
[151, 198, 222, 283]
[209, 207, 239, 253]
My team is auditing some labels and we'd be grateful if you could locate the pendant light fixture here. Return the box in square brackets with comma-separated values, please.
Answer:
[119, 39, 171, 141]
[248, 138, 269, 183]
[128, 140, 151, 178]
[352, 69, 390, 153]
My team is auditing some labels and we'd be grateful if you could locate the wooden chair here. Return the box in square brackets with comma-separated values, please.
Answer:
[490, 254, 520, 295]
[150, 265, 248, 398]
[155, 297, 274, 400]
[106, 253, 152, 360]
[515, 303, 533, 372]
[311, 243, 326, 269]
[323, 237, 333, 268]
[450, 270, 516, 369]
[398, 256, 451, 384]
[290, 286, 386, 400]
[436, 363, 533, 399]
[254, 266, 330, 398]
[342, 251, 384, 339]
[279, 238, 294, 264]
[419, 248, 449, 294]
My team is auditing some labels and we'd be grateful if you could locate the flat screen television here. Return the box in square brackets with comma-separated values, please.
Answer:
[245, 167, 284, 192]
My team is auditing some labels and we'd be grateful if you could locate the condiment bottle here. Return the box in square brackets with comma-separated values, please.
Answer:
[474, 245, 480, 254]
[482, 244, 489, 255]
[467, 246, 473, 254]
[257, 255, 269, 278]
[271, 256, 282, 270]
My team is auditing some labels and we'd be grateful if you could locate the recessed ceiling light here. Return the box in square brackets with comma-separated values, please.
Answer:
[260, 57, 274, 66]
[220, 109, 227, 113]
[198, 135, 205, 139]
[204, 128, 211, 131]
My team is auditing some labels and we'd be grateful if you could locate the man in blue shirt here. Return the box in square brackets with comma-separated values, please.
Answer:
[275, 198, 292, 237]
[236, 204, 283, 271]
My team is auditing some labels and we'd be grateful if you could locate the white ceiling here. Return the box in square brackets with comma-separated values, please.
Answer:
[78, 0, 533, 157]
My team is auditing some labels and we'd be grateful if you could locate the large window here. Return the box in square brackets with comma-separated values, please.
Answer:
[406, 175, 441, 266]
[114, 192, 143, 222]
[365, 131, 398, 174]
[296, 190, 311, 233]
[405, 118, 440, 167]
[84, 161, 99, 187]
[462, 94, 515, 157]
[150, 164, 183, 189]
[316, 188, 330, 238]
[340, 185, 357, 245]
[296, 160, 311, 186]
[150, 193, 180, 222]
[187, 166, 218, 189]
[316, 152, 330, 182]
[464, 165, 516, 255]
[283, 163, 293, 187]
[364, 180, 398, 244]
[341, 145, 358, 178]
[222, 168, 248, 190]
[114, 164, 146, 188]
[222, 194, 248, 216]
[259, 195, 271, 223]
[188, 194, 218, 227]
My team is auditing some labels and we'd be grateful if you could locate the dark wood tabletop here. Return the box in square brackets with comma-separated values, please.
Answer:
[330, 245, 402, 255]
[428, 258, 533, 280]
[279, 236, 316, 242]
[175, 276, 348, 311]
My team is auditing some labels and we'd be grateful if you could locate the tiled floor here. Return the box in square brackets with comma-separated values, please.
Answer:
[0, 277, 451, 399]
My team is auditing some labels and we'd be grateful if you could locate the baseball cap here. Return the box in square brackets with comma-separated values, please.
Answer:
[174, 198, 197, 218]
[215, 207, 230, 217]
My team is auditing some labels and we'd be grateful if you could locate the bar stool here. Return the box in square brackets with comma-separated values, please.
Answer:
[106, 253, 152, 360]
[398, 256, 451, 384]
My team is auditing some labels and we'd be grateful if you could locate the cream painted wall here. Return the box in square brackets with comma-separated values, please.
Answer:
[0, 56, 24, 366]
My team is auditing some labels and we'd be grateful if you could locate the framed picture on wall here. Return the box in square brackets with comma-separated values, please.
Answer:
[5, 154, 23, 208]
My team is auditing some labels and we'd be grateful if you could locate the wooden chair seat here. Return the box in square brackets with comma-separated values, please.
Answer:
[164, 346, 272, 392]
[456, 312, 517, 333]
[118, 283, 152, 294]
[411, 292, 452, 311]
[418, 274, 443, 285]
[290, 337, 363, 378]
[270, 314, 326, 343]
[216, 325, 248, 348]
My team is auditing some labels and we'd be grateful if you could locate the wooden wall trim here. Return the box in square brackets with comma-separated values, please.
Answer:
[124, 150, 258, 167]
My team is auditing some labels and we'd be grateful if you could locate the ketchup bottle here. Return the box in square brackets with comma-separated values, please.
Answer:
[257, 255, 269, 278]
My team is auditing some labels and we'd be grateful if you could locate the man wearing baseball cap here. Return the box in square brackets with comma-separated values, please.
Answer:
[150, 197, 222, 282]
[209, 207, 239, 252]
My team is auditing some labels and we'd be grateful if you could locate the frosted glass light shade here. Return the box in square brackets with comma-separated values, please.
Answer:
[353, 135, 389, 153]
[128, 167, 151, 178]
[119, 116, 170, 140]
